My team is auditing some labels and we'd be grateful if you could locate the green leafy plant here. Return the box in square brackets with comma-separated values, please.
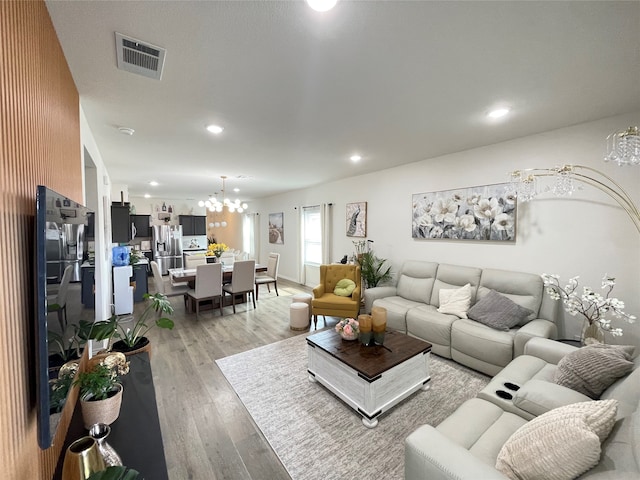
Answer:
[88, 466, 141, 480]
[357, 252, 392, 288]
[129, 250, 143, 265]
[89, 293, 175, 348]
[48, 322, 91, 362]
[49, 367, 76, 413]
[74, 354, 129, 401]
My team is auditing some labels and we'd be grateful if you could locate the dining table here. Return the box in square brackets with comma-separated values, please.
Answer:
[169, 263, 267, 288]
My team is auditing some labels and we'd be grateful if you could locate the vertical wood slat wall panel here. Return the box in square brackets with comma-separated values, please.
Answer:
[1, 1, 82, 479]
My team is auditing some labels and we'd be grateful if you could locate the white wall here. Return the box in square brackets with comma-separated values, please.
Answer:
[256, 113, 640, 347]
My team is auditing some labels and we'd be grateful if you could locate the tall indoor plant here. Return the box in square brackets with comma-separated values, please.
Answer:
[357, 251, 392, 288]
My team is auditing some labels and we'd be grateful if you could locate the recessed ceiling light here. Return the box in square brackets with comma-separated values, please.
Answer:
[149, 181, 159, 186]
[350, 155, 362, 162]
[206, 124, 224, 134]
[487, 107, 510, 119]
[306, 0, 338, 12]
[144, 194, 150, 199]
[233, 188, 240, 193]
[117, 126, 135, 135]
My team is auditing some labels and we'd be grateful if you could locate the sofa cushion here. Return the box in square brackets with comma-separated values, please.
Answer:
[429, 264, 482, 307]
[394, 260, 438, 303]
[555, 344, 635, 399]
[333, 278, 356, 297]
[451, 319, 515, 373]
[406, 305, 458, 358]
[496, 400, 619, 480]
[468, 290, 533, 331]
[372, 296, 423, 333]
[437, 283, 472, 318]
[477, 268, 543, 324]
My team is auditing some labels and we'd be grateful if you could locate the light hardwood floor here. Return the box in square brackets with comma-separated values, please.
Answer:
[143, 278, 330, 480]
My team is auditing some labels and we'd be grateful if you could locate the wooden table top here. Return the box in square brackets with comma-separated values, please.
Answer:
[306, 329, 431, 381]
[170, 263, 267, 284]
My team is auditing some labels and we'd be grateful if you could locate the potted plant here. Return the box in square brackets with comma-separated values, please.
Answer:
[74, 353, 129, 429]
[357, 251, 392, 288]
[90, 293, 175, 356]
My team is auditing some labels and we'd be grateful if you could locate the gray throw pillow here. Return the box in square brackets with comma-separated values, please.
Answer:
[467, 289, 533, 331]
[554, 344, 634, 399]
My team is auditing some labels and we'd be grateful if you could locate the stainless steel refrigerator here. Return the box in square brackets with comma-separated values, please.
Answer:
[152, 224, 183, 275]
[45, 221, 85, 282]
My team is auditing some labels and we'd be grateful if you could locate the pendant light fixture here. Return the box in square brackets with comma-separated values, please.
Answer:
[198, 176, 248, 213]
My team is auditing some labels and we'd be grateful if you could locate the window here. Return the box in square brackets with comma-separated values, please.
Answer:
[303, 206, 321, 265]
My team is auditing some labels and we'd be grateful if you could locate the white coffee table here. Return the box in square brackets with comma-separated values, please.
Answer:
[306, 330, 431, 428]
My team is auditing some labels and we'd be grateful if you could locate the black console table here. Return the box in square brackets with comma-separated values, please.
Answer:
[54, 352, 168, 479]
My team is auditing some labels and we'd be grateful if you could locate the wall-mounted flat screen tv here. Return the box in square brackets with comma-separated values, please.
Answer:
[35, 185, 92, 448]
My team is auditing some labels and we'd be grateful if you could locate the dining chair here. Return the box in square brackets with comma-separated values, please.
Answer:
[47, 264, 74, 331]
[222, 260, 256, 313]
[255, 252, 280, 300]
[186, 263, 223, 316]
[184, 255, 207, 270]
[219, 251, 235, 266]
[151, 261, 189, 306]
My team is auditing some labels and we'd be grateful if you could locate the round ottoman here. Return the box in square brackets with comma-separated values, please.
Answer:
[290, 302, 309, 331]
[292, 293, 313, 322]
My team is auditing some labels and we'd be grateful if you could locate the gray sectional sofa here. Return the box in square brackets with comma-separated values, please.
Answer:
[364, 260, 558, 376]
[405, 338, 640, 479]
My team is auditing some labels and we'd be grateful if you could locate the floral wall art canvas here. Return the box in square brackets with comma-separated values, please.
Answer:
[346, 202, 367, 237]
[269, 212, 284, 244]
[412, 183, 516, 241]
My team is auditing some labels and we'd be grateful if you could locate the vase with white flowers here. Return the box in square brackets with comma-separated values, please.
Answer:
[541, 273, 636, 345]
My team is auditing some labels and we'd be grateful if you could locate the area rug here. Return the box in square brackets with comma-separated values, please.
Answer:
[216, 333, 490, 480]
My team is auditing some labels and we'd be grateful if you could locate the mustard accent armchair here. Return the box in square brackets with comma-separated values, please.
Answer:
[312, 264, 361, 329]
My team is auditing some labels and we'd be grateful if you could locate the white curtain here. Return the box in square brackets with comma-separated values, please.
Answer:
[243, 213, 259, 260]
[321, 202, 333, 264]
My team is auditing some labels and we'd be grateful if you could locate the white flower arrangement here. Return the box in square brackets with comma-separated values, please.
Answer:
[541, 273, 636, 337]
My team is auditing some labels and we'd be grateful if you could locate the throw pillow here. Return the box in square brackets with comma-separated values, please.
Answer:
[496, 399, 619, 480]
[437, 283, 472, 318]
[334, 278, 356, 297]
[467, 289, 533, 331]
[554, 344, 634, 399]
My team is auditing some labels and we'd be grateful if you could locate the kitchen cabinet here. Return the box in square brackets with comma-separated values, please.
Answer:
[179, 215, 207, 235]
[86, 212, 95, 239]
[132, 214, 151, 238]
[132, 263, 149, 302]
[111, 204, 131, 243]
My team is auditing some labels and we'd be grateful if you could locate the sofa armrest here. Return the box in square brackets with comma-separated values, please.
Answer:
[513, 379, 592, 416]
[405, 425, 509, 480]
[513, 319, 557, 357]
[312, 284, 325, 298]
[363, 286, 397, 313]
[523, 337, 578, 364]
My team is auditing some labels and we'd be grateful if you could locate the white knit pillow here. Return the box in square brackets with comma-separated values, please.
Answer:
[496, 399, 618, 480]
[437, 283, 472, 318]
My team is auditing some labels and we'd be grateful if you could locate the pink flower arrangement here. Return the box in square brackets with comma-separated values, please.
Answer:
[335, 318, 360, 339]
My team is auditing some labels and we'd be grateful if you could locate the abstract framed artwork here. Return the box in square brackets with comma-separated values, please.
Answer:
[346, 202, 367, 237]
[269, 212, 284, 244]
[412, 183, 516, 241]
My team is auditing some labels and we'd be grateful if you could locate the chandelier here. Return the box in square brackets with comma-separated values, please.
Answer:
[198, 176, 248, 214]
[604, 126, 639, 166]
[507, 127, 639, 234]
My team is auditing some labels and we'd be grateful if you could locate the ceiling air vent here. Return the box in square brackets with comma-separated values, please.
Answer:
[115, 32, 166, 80]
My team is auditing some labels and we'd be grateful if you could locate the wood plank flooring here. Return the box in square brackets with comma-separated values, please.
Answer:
[142, 278, 331, 480]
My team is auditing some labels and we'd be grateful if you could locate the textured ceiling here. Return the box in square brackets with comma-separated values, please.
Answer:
[45, 0, 640, 201]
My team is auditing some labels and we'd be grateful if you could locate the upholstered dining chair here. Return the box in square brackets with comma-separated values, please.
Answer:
[186, 263, 223, 316]
[222, 260, 256, 313]
[151, 260, 189, 306]
[312, 264, 361, 329]
[255, 252, 280, 300]
[47, 264, 74, 331]
[184, 254, 207, 270]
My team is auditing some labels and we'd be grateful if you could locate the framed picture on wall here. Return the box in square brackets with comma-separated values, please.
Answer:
[411, 183, 516, 242]
[269, 212, 284, 244]
[346, 202, 367, 237]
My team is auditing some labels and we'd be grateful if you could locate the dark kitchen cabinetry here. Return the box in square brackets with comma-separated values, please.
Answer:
[179, 215, 207, 235]
[86, 212, 95, 239]
[111, 204, 131, 243]
[132, 214, 151, 238]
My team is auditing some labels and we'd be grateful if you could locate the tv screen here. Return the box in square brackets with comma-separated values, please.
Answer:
[35, 186, 92, 448]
